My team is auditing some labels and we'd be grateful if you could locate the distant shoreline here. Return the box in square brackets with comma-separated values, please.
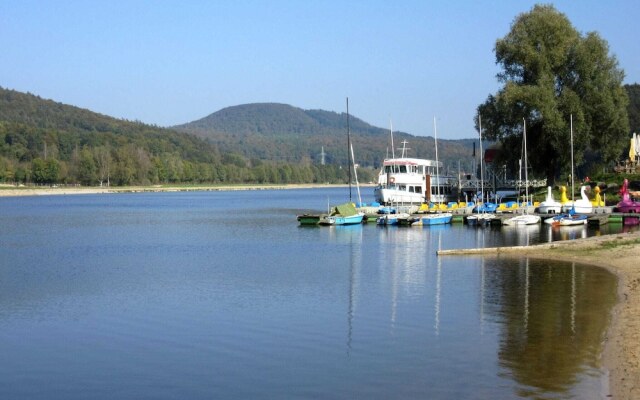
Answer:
[0, 183, 372, 198]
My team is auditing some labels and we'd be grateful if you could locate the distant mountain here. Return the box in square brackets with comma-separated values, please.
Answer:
[0, 86, 218, 162]
[175, 103, 477, 172]
[0, 87, 479, 187]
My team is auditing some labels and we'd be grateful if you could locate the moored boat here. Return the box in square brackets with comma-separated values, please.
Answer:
[544, 211, 588, 226]
[318, 203, 364, 226]
[317, 98, 365, 227]
[421, 213, 453, 225]
[503, 214, 541, 226]
[467, 213, 496, 227]
[297, 214, 324, 225]
[373, 140, 457, 206]
[502, 119, 540, 227]
[615, 178, 640, 213]
[376, 212, 410, 226]
[537, 186, 562, 214]
[561, 185, 593, 213]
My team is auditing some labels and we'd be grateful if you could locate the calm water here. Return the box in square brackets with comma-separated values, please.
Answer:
[0, 188, 630, 399]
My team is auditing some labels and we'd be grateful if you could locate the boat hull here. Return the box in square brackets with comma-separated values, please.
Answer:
[467, 214, 495, 227]
[561, 203, 593, 214]
[615, 203, 640, 213]
[376, 213, 410, 226]
[503, 215, 541, 226]
[537, 204, 562, 214]
[297, 214, 323, 225]
[421, 214, 453, 225]
[544, 214, 588, 226]
[374, 187, 425, 205]
[319, 213, 365, 226]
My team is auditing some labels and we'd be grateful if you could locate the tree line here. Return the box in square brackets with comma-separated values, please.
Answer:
[0, 121, 375, 186]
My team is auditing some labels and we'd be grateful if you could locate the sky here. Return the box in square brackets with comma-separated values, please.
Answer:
[1, 1, 638, 139]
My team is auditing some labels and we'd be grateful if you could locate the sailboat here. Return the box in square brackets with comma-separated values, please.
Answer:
[467, 115, 496, 226]
[420, 117, 453, 225]
[504, 119, 541, 226]
[544, 115, 589, 226]
[319, 98, 365, 226]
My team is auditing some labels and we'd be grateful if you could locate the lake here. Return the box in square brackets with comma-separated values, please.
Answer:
[0, 187, 630, 399]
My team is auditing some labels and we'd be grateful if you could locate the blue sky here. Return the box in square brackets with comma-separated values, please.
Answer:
[1, 1, 638, 139]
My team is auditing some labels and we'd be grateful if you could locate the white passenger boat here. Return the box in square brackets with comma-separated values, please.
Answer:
[373, 141, 456, 205]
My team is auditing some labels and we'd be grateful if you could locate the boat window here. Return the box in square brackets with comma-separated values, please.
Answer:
[415, 186, 422, 194]
[399, 166, 407, 173]
[409, 186, 415, 193]
[399, 185, 406, 191]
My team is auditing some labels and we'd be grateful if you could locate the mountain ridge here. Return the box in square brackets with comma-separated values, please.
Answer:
[175, 102, 477, 171]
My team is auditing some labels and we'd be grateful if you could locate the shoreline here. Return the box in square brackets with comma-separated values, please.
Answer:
[0, 183, 361, 197]
[439, 231, 640, 399]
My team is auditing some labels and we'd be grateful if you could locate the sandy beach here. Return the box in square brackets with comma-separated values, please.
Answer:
[0, 183, 352, 197]
[439, 231, 640, 399]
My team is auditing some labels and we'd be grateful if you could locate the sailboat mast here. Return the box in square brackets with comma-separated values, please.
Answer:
[347, 97, 352, 203]
[478, 115, 484, 204]
[390, 120, 397, 174]
[524, 118, 529, 202]
[434, 117, 440, 200]
[350, 142, 362, 205]
[570, 114, 575, 203]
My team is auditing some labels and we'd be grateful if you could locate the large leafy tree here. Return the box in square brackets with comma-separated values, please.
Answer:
[477, 4, 629, 184]
[626, 84, 640, 133]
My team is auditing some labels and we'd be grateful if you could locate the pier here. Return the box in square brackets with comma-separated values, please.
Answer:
[356, 203, 639, 226]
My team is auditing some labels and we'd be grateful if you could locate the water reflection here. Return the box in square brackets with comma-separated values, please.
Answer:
[0, 191, 627, 399]
[501, 224, 541, 246]
[546, 225, 588, 242]
[487, 258, 617, 397]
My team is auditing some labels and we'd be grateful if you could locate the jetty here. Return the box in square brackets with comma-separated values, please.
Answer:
[355, 204, 639, 226]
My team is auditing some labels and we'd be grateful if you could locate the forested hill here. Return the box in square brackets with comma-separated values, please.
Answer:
[0, 86, 231, 185]
[175, 103, 477, 171]
[0, 86, 477, 187]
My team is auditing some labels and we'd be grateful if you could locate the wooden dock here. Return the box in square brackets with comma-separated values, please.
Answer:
[357, 204, 638, 226]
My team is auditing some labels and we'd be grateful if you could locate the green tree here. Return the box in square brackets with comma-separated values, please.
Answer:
[626, 84, 640, 133]
[94, 146, 112, 187]
[45, 158, 60, 184]
[0, 156, 14, 182]
[477, 4, 629, 184]
[77, 147, 97, 185]
[31, 158, 47, 184]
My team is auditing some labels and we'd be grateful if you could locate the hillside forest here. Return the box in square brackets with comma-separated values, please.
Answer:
[0, 88, 378, 186]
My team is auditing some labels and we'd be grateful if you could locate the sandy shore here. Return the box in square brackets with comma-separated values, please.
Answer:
[0, 183, 355, 197]
[439, 231, 640, 399]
